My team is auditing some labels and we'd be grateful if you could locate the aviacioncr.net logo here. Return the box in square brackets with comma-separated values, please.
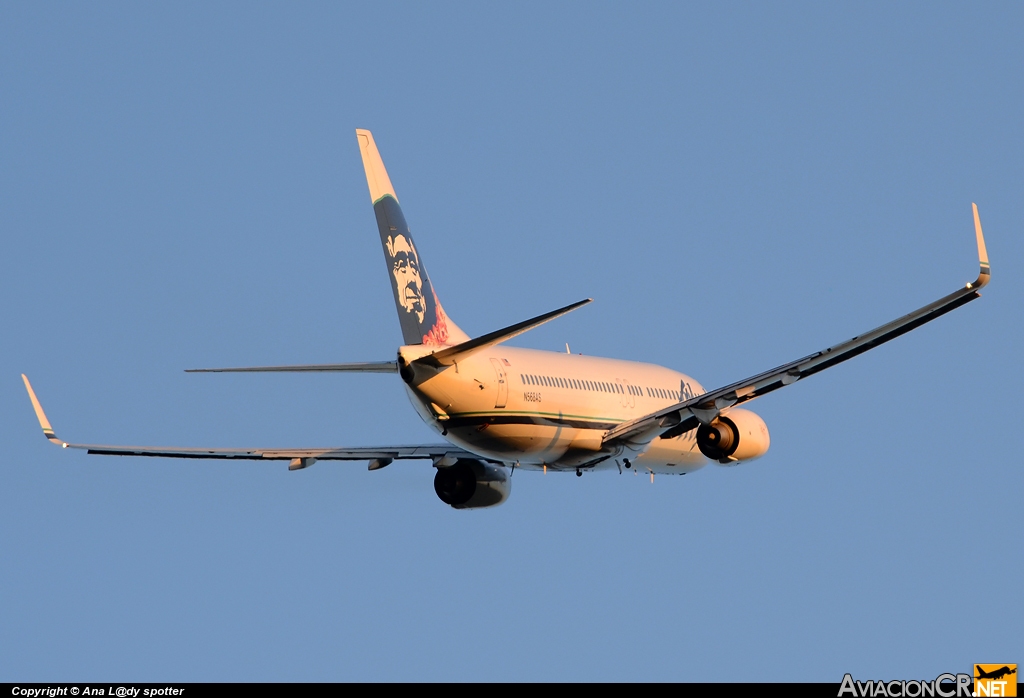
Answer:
[839, 673, 973, 697]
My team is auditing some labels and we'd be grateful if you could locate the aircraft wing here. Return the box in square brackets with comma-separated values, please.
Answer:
[21, 375, 473, 469]
[603, 203, 991, 447]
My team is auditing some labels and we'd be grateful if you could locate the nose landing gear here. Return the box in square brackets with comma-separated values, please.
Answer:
[576, 468, 582, 477]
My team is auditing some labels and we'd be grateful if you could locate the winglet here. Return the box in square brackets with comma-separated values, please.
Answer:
[970, 203, 990, 290]
[21, 374, 65, 446]
[356, 129, 397, 204]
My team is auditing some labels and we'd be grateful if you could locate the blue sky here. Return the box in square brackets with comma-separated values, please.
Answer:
[2, 2, 1021, 681]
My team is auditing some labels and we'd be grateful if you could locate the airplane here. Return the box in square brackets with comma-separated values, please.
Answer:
[975, 666, 1016, 681]
[22, 129, 992, 509]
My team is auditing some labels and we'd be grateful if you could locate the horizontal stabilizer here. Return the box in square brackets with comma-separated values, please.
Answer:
[186, 361, 398, 374]
[413, 299, 592, 370]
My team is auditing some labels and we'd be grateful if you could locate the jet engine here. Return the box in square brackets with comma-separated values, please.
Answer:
[695, 408, 770, 464]
[433, 459, 511, 509]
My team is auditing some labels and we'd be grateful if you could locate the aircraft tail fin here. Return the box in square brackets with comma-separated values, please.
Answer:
[356, 129, 469, 347]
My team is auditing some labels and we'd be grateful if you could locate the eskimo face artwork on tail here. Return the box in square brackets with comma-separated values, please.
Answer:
[386, 231, 424, 323]
[374, 195, 454, 347]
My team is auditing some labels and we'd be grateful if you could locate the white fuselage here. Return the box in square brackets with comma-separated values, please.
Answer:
[400, 345, 721, 475]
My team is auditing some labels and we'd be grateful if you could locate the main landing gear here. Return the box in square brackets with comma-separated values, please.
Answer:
[576, 468, 582, 477]
[623, 458, 632, 469]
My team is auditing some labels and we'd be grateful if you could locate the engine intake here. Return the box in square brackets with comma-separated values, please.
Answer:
[695, 409, 770, 464]
[433, 459, 511, 509]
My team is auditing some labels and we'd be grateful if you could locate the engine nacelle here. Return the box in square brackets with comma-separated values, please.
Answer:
[433, 459, 511, 509]
[695, 408, 770, 464]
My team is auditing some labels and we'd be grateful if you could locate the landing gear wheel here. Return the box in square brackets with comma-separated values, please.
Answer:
[624, 459, 632, 469]
[576, 469, 582, 477]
